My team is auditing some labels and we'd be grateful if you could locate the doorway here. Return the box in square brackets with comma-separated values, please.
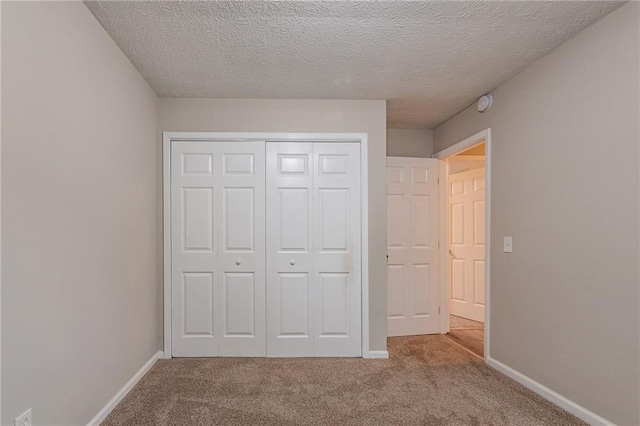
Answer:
[444, 143, 486, 357]
[435, 129, 490, 360]
[385, 129, 491, 359]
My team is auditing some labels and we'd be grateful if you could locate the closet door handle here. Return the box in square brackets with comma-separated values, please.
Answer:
[235, 259, 242, 266]
[290, 260, 296, 266]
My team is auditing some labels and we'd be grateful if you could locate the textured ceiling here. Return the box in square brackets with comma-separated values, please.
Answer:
[85, 1, 623, 129]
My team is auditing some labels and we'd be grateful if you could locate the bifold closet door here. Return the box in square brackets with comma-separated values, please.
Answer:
[266, 142, 362, 357]
[266, 143, 314, 356]
[171, 141, 266, 357]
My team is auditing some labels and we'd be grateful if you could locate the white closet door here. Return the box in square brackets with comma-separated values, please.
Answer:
[217, 142, 266, 356]
[313, 143, 361, 357]
[171, 141, 266, 357]
[266, 143, 314, 357]
[171, 142, 218, 357]
[172, 140, 359, 358]
[386, 157, 440, 336]
[266, 142, 361, 357]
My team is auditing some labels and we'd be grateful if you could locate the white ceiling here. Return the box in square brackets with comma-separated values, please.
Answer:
[85, 1, 623, 129]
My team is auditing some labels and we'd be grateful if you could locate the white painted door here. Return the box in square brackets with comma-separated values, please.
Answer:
[266, 142, 362, 357]
[313, 143, 361, 357]
[171, 141, 266, 357]
[171, 142, 217, 357]
[449, 167, 485, 323]
[386, 157, 440, 336]
[266, 142, 314, 357]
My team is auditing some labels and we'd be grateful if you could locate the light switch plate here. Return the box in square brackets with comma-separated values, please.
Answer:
[503, 236, 513, 253]
[15, 409, 32, 426]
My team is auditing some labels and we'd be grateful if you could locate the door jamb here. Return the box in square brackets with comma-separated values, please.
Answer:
[433, 128, 491, 362]
[163, 132, 371, 359]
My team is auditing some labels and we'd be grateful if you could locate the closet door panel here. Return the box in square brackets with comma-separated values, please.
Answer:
[217, 142, 266, 357]
[266, 142, 314, 357]
[171, 142, 219, 357]
[313, 143, 362, 357]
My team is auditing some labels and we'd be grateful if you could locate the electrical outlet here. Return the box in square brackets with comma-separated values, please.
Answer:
[15, 409, 32, 426]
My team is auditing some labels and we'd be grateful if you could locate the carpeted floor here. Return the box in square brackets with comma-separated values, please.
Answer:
[103, 335, 585, 425]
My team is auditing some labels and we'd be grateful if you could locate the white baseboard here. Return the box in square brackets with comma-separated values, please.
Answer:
[486, 357, 614, 426]
[363, 350, 389, 359]
[87, 351, 163, 426]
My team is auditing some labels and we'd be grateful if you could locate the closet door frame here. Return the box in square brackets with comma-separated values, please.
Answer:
[163, 132, 371, 359]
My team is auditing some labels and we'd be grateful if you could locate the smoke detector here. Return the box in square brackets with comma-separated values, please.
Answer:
[477, 94, 493, 113]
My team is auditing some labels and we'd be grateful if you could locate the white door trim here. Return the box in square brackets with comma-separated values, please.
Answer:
[433, 128, 491, 361]
[163, 132, 370, 359]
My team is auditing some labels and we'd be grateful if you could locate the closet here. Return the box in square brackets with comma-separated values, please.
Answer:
[169, 140, 362, 357]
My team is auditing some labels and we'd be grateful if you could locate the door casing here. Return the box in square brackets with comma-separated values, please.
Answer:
[162, 132, 372, 359]
[433, 128, 491, 362]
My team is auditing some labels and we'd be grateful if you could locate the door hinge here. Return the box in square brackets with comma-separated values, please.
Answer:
[438, 306, 441, 314]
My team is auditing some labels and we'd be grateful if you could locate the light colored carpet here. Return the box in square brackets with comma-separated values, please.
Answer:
[103, 335, 585, 425]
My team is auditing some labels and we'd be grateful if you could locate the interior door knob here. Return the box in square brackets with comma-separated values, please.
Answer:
[235, 259, 241, 265]
[290, 259, 296, 266]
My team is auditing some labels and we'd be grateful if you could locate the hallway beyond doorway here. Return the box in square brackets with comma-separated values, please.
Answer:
[447, 314, 484, 357]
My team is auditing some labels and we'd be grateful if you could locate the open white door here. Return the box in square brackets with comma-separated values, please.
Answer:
[449, 167, 485, 323]
[386, 157, 440, 336]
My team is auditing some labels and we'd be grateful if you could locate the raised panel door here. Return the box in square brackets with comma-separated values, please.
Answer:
[266, 143, 314, 357]
[386, 157, 440, 337]
[313, 143, 361, 357]
[171, 142, 218, 356]
[449, 167, 485, 323]
[217, 142, 266, 356]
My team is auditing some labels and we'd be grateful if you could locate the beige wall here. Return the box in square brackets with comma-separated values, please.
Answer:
[2, 2, 159, 424]
[434, 3, 639, 424]
[387, 129, 433, 157]
[159, 98, 388, 351]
